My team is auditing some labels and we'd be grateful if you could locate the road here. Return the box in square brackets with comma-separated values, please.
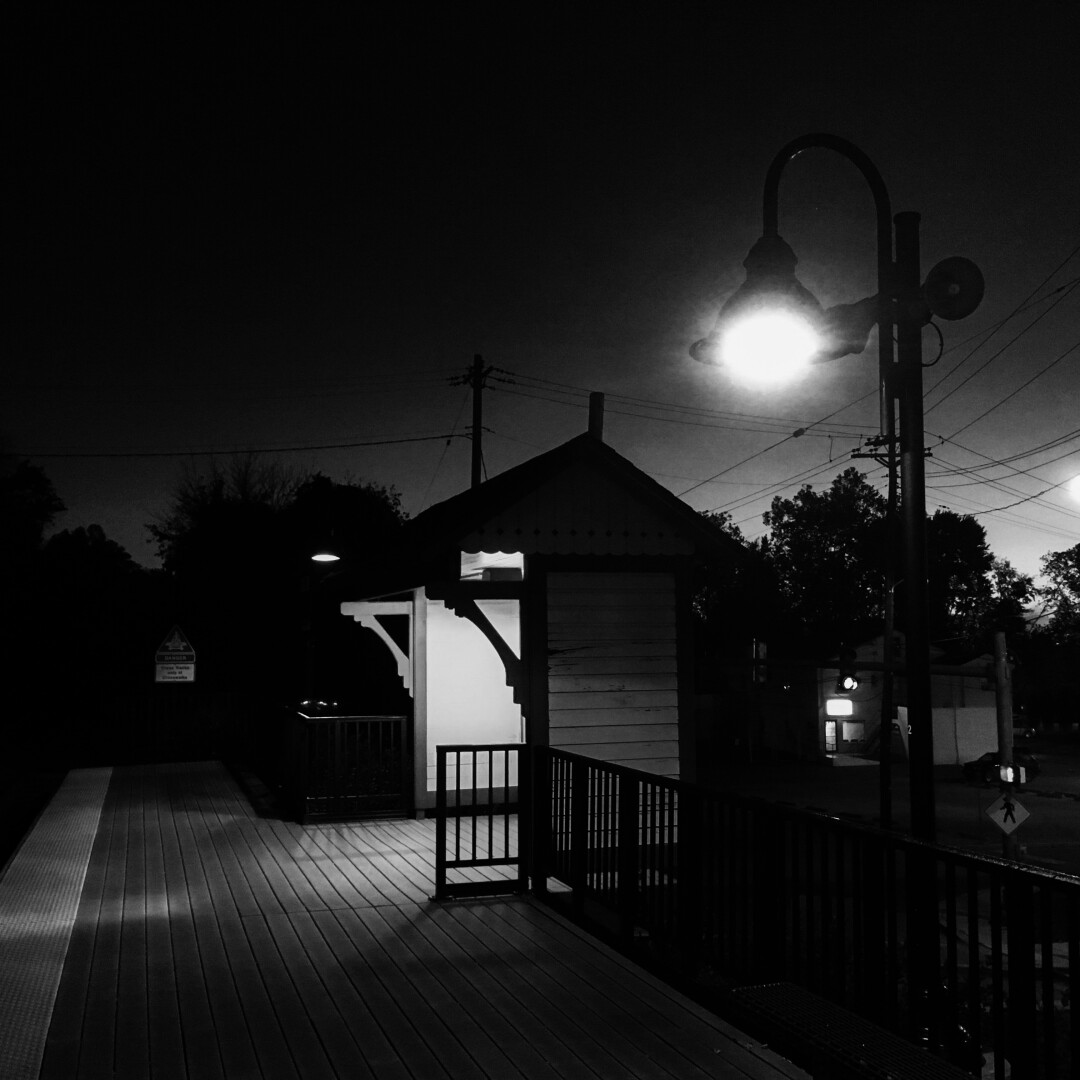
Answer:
[704, 731, 1080, 876]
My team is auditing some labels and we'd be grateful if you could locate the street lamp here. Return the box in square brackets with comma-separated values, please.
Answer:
[693, 133, 983, 844]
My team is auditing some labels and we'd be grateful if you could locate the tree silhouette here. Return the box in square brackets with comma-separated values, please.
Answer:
[147, 457, 406, 705]
[761, 467, 888, 654]
[1038, 543, 1080, 646]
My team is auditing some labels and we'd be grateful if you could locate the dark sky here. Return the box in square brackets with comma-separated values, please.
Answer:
[8, 7, 1080, 578]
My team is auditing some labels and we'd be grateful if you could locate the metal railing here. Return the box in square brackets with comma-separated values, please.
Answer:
[291, 714, 411, 822]
[434, 744, 528, 900]
[531, 746, 1080, 1080]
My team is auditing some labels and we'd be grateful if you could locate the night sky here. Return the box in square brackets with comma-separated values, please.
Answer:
[8, 7, 1080, 580]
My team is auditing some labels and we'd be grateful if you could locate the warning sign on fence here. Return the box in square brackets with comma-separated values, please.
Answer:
[155, 625, 196, 683]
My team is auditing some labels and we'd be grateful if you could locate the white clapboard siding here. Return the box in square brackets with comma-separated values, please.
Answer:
[550, 724, 677, 745]
[548, 707, 679, 729]
[547, 571, 680, 777]
[548, 706, 678, 726]
[548, 656, 679, 676]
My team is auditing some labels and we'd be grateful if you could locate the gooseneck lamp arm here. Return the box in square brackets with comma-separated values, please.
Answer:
[762, 132, 894, 374]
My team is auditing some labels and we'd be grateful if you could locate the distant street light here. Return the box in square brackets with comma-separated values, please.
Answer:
[311, 551, 341, 563]
[693, 133, 984, 844]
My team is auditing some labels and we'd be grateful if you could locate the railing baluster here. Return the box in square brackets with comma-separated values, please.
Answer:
[1007, 873, 1037, 1079]
[1070, 894, 1080, 1075]
[966, 868, 981, 1070]
[488, 747, 494, 858]
[991, 879, 1005, 1079]
[503, 747, 510, 862]
[944, 861, 958, 1050]
[435, 745, 447, 900]
[1040, 886, 1055, 1080]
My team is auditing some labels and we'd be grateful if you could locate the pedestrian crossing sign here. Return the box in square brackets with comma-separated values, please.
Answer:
[986, 794, 1029, 835]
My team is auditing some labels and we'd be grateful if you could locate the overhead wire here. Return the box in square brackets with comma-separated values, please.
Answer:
[25, 432, 466, 459]
[924, 253, 1080, 416]
[945, 337, 1080, 441]
[489, 371, 875, 438]
[417, 387, 471, 512]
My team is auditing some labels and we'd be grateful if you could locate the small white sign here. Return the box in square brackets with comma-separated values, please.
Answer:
[986, 794, 1029, 835]
[155, 662, 195, 683]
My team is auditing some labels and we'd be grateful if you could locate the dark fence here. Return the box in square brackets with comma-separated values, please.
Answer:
[532, 746, 1079, 1080]
[434, 744, 528, 900]
[289, 714, 411, 822]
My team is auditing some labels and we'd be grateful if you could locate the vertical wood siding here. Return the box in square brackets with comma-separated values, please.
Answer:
[547, 572, 679, 777]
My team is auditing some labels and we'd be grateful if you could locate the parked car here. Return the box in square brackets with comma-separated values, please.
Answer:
[961, 750, 1040, 785]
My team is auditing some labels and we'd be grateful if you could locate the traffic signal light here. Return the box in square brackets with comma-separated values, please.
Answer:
[835, 647, 859, 693]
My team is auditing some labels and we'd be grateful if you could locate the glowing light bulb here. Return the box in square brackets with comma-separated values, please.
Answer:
[311, 552, 340, 562]
[720, 310, 821, 386]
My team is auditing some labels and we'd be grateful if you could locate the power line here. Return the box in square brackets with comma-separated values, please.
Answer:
[491, 368, 877, 434]
[23, 432, 466, 460]
[924, 265, 1080, 416]
[967, 478, 1077, 517]
[417, 388, 471, 512]
[945, 337, 1080, 441]
[488, 382, 869, 439]
[928, 273, 1080, 361]
[926, 435, 1080, 518]
[927, 428, 1080, 475]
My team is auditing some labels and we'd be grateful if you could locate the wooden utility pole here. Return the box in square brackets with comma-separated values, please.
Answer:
[994, 631, 1018, 860]
[467, 355, 492, 488]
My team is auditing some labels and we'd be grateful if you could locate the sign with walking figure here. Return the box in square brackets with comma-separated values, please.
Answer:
[986, 793, 1029, 835]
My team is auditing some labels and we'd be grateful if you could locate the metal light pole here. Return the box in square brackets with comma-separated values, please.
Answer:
[692, 134, 984, 1048]
[761, 134, 935, 841]
[693, 134, 983, 844]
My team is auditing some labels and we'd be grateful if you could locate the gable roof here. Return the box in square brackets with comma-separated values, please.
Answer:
[405, 432, 744, 563]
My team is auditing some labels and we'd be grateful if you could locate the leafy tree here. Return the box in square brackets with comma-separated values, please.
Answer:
[761, 467, 887, 654]
[146, 457, 407, 704]
[1038, 543, 1080, 645]
[39, 525, 161, 687]
[693, 511, 785, 660]
[148, 456, 304, 572]
[984, 557, 1035, 640]
[1, 459, 67, 735]
[0, 457, 65, 558]
[925, 509, 994, 646]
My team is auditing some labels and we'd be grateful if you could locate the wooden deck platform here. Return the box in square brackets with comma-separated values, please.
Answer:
[2, 761, 806, 1080]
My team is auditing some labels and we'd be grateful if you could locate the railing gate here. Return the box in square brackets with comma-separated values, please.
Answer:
[434, 744, 529, 900]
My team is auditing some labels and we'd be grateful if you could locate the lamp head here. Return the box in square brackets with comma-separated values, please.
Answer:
[691, 235, 826, 386]
[691, 234, 882, 384]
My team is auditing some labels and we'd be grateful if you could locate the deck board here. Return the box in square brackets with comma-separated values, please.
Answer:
[78, 778, 127, 1075]
[37, 800, 109, 1080]
[18, 761, 807, 1080]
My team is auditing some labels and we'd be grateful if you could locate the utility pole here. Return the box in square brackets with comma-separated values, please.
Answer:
[452, 355, 493, 489]
[994, 631, 1018, 860]
[852, 423, 898, 831]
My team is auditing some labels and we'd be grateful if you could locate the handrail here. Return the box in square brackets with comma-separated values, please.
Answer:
[533, 746, 1080, 1080]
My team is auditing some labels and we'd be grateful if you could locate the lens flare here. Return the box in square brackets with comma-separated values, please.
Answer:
[720, 310, 820, 385]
